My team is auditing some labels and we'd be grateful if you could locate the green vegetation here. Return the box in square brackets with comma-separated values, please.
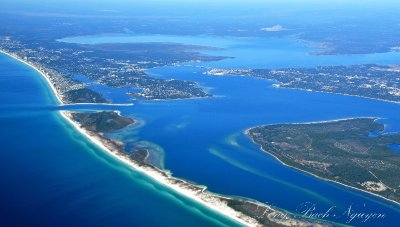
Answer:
[65, 88, 108, 103]
[72, 111, 134, 132]
[247, 118, 400, 203]
[129, 149, 149, 166]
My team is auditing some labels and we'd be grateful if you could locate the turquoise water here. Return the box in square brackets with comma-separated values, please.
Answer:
[118, 66, 400, 226]
[61, 34, 400, 226]
[0, 53, 243, 226]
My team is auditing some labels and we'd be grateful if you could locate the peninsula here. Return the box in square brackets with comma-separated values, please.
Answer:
[64, 109, 330, 227]
[1, 45, 330, 226]
[246, 118, 400, 204]
[206, 64, 400, 104]
[0, 36, 216, 103]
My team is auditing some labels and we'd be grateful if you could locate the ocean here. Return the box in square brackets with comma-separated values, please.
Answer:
[0, 53, 242, 227]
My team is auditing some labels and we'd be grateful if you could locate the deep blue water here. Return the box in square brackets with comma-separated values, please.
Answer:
[118, 66, 400, 226]
[388, 144, 400, 154]
[61, 34, 400, 226]
[0, 53, 243, 227]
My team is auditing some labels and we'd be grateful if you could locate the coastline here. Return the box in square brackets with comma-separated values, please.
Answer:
[0, 49, 258, 226]
[60, 111, 260, 226]
[61, 110, 329, 226]
[0, 49, 282, 226]
[0, 49, 134, 107]
[205, 71, 400, 105]
[244, 118, 400, 207]
[273, 84, 400, 106]
[0, 49, 64, 105]
[242, 117, 379, 128]
[1, 48, 333, 226]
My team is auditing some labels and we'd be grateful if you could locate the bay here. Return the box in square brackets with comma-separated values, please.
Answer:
[61, 33, 400, 226]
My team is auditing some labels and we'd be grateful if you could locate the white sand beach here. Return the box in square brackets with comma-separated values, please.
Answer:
[1, 48, 329, 227]
[0, 49, 261, 227]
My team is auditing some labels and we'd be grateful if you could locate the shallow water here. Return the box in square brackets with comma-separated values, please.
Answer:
[0, 53, 242, 227]
[50, 34, 400, 225]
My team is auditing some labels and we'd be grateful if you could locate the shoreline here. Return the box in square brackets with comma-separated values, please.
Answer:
[0, 49, 261, 226]
[242, 117, 379, 129]
[205, 70, 400, 105]
[60, 111, 259, 226]
[61, 110, 328, 226]
[0, 49, 64, 105]
[1, 48, 331, 226]
[0, 49, 134, 107]
[273, 84, 400, 106]
[244, 118, 400, 207]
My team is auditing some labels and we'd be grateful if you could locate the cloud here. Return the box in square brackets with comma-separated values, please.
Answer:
[260, 25, 287, 32]
[391, 46, 400, 52]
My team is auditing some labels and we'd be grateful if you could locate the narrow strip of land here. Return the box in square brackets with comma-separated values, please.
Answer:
[1, 50, 329, 227]
[206, 65, 400, 104]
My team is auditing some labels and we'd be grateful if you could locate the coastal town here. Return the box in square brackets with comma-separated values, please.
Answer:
[206, 65, 400, 103]
[0, 36, 217, 104]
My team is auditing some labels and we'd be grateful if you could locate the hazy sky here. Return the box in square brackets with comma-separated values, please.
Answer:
[2, 0, 399, 21]
[3, 0, 400, 12]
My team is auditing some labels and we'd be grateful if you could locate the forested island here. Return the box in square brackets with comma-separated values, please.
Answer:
[246, 118, 400, 203]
